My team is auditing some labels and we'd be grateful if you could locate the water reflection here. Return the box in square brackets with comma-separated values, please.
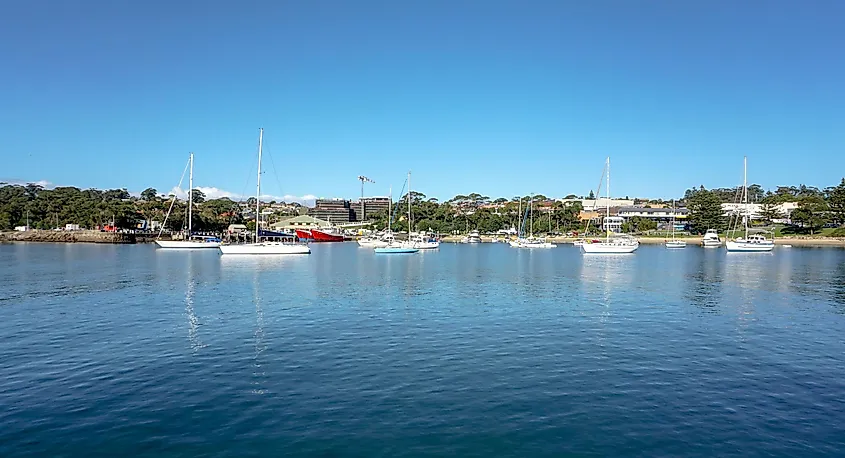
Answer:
[185, 257, 204, 353]
[684, 248, 724, 313]
[251, 267, 267, 395]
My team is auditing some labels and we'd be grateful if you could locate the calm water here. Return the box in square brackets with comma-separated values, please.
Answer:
[2, 242, 845, 457]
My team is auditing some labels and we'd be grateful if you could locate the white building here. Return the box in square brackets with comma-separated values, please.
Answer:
[557, 198, 636, 211]
[720, 202, 798, 220]
[64, 224, 80, 231]
[14, 226, 29, 232]
[602, 216, 624, 233]
[617, 207, 689, 221]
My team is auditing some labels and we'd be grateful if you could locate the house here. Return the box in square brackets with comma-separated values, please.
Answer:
[65, 224, 81, 231]
[14, 226, 29, 232]
[270, 215, 331, 231]
[617, 206, 689, 222]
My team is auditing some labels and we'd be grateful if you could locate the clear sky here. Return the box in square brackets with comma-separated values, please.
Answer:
[1, 0, 843, 204]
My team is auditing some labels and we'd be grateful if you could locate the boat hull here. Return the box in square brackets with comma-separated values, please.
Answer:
[374, 247, 419, 254]
[665, 241, 687, 248]
[294, 229, 312, 240]
[702, 240, 722, 247]
[357, 239, 389, 248]
[580, 242, 639, 254]
[310, 229, 344, 242]
[725, 241, 774, 252]
[218, 242, 311, 255]
[155, 240, 220, 249]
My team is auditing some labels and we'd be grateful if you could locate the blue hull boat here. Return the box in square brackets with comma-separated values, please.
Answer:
[374, 247, 419, 254]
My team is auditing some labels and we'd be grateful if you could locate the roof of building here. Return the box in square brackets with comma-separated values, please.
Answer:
[270, 215, 331, 227]
[618, 206, 689, 214]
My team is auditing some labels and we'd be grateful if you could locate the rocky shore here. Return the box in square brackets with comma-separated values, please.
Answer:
[0, 230, 136, 244]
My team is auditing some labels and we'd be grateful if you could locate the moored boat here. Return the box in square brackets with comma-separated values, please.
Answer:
[701, 229, 722, 247]
[725, 157, 774, 253]
[295, 229, 312, 240]
[310, 228, 345, 242]
[218, 128, 310, 256]
[155, 153, 221, 249]
[580, 157, 639, 254]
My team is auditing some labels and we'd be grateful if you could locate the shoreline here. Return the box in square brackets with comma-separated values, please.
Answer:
[441, 235, 845, 247]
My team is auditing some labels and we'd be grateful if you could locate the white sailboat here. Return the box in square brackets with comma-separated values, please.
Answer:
[513, 195, 556, 248]
[402, 172, 439, 249]
[375, 171, 419, 254]
[725, 157, 775, 253]
[581, 157, 639, 254]
[156, 153, 221, 249]
[219, 129, 311, 255]
[665, 200, 687, 248]
[462, 230, 482, 243]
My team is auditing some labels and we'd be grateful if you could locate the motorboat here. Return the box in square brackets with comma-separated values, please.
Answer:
[701, 229, 722, 247]
[462, 230, 482, 243]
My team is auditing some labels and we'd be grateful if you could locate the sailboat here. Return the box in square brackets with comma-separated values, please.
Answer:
[155, 153, 221, 249]
[581, 157, 639, 254]
[513, 196, 556, 248]
[665, 200, 687, 248]
[725, 157, 775, 252]
[402, 171, 439, 249]
[218, 129, 311, 255]
[375, 171, 419, 254]
[358, 186, 393, 248]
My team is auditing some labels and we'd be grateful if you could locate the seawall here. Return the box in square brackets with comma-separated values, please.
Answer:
[0, 230, 136, 244]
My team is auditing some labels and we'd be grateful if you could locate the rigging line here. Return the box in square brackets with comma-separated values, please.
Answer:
[390, 178, 408, 227]
[583, 161, 606, 234]
[158, 156, 191, 238]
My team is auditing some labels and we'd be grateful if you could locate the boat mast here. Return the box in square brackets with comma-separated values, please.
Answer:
[606, 157, 610, 242]
[671, 199, 675, 241]
[518, 197, 521, 237]
[407, 171, 412, 234]
[743, 155, 748, 240]
[256, 128, 263, 242]
[530, 194, 534, 238]
[188, 152, 193, 236]
[388, 185, 392, 231]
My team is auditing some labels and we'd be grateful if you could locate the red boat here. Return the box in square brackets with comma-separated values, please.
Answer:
[310, 228, 345, 242]
[295, 229, 312, 240]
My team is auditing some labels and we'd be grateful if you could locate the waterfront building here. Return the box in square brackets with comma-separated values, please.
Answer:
[270, 215, 331, 231]
[310, 198, 353, 223]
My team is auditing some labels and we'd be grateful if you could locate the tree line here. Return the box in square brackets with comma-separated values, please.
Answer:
[0, 183, 244, 232]
[3, 178, 844, 235]
[684, 178, 845, 235]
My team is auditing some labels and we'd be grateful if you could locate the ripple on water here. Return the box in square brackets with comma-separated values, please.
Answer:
[0, 243, 844, 457]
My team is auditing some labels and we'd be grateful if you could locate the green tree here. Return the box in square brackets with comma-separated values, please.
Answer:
[141, 188, 158, 201]
[587, 190, 595, 200]
[191, 189, 206, 204]
[827, 178, 845, 225]
[791, 196, 829, 234]
[687, 188, 725, 234]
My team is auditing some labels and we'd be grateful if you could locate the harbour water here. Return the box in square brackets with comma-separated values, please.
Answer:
[2, 242, 845, 457]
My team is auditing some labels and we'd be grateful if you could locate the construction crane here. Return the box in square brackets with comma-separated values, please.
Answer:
[358, 175, 375, 221]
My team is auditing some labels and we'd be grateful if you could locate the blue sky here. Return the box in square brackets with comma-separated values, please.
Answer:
[1, 1, 843, 204]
